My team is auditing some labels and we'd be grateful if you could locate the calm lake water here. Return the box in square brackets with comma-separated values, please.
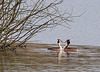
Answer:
[0, 44, 100, 72]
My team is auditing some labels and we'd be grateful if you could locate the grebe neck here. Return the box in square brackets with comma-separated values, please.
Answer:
[63, 44, 68, 49]
[58, 43, 62, 50]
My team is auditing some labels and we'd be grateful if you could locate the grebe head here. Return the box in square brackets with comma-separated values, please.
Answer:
[57, 39, 62, 43]
[66, 39, 70, 45]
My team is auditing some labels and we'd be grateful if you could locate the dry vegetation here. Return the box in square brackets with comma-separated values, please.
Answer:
[0, 0, 75, 50]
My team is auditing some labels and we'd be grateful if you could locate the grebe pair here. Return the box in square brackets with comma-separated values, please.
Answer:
[48, 39, 78, 52]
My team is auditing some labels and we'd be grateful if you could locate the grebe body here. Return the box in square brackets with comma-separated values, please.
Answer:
[48, 47, 78, 52]
[64, 47, 78, 52]
[48, 47, 60, 51]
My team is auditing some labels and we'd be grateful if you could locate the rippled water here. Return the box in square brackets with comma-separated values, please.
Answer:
[0, 45, 100, 72]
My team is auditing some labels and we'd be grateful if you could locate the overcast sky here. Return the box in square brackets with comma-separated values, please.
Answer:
[29, 0, 100, 46]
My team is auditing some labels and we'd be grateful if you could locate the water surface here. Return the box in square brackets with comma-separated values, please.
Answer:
[0, 44, 100, 72]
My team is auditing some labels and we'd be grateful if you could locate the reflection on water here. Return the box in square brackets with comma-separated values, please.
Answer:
[0, 45, 100, 72]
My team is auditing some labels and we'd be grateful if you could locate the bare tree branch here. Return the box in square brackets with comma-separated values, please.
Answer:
[0, 0, 79, 49]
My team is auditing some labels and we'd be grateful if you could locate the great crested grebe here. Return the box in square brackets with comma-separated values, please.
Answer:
[48, 39, 63, 51]
[63, 39, 78, 52]
[48, 39, 78, 52]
